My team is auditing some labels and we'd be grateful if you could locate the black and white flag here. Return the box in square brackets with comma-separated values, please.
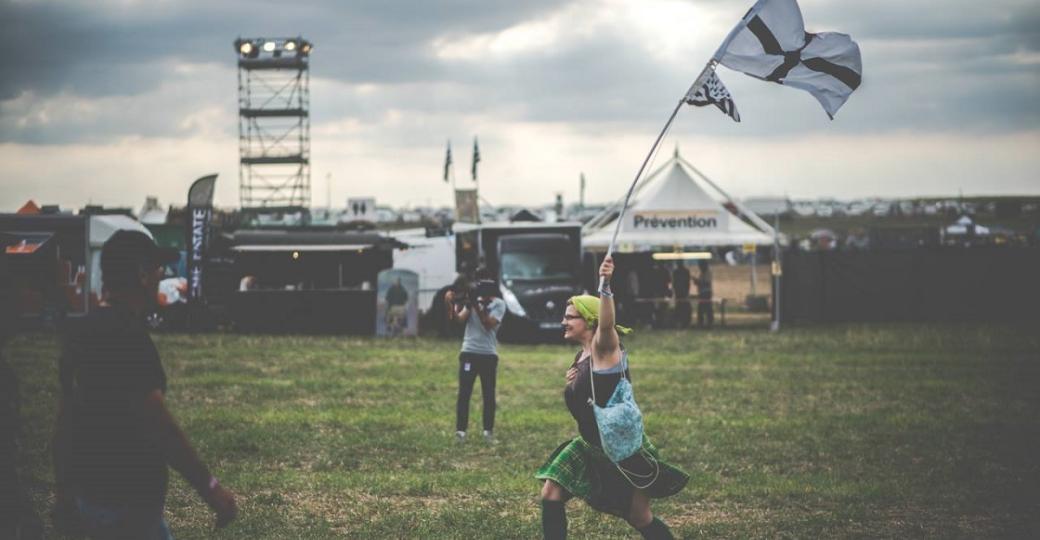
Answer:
[685, 69, 741, 122]
[713, 0, 861, 119]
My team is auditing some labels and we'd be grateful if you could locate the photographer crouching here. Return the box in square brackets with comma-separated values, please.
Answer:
[444, 268, 506, 443]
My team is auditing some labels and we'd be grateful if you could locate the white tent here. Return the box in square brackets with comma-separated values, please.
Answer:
[583, 152, 775, 251]
[944, 215, 990, 236]
[139, 196, 168, 225]
[87, 215, 154, 304]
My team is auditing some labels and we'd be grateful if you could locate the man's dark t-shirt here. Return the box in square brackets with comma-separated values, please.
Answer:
[60, 306, 168, 507]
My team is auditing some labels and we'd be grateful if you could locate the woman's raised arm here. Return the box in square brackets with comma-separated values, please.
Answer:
[593, 255, 620, 357]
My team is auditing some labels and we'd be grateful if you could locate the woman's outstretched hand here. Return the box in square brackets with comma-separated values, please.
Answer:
[599, 255, 615, 281]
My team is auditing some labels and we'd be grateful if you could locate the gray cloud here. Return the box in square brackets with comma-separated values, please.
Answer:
[0, 0, 1037, 147]
[0, 0, 570, 98]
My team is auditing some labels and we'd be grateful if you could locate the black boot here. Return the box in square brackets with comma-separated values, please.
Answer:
[541, 499, 567, 540]
[637, 517, 674, 540]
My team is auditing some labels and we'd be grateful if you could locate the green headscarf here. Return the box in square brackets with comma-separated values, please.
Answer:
[569, 294, 633, 335]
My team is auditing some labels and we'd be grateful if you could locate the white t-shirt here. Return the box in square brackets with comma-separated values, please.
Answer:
[460, 297, 507, 355]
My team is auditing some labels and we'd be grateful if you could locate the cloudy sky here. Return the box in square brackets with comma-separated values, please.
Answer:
[1, 0, 1038, 211]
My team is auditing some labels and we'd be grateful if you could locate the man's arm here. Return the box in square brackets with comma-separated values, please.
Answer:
[454, 293, 473, 323]
[137, 390, 237, 529]
[474, 302, 499, 331]
[444, 290, 471, 323]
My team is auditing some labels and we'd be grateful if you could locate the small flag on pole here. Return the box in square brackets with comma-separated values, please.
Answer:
[471, 137, 480, 182]
[685, 69, 741, 122]
[443, 141, 452, 183]
[713, 0, 861, 119]
[579, 172, 586, 210]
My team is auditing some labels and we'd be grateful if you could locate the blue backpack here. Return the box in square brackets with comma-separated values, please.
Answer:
[590, 354, 660, 488]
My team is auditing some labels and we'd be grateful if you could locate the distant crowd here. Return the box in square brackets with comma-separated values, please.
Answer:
[612, 260, 716, 330]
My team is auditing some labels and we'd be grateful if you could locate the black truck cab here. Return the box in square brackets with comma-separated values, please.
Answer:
[455, 222, 583, 340]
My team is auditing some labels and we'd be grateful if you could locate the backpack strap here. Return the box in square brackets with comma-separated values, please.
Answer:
[589, 347, 629, 405]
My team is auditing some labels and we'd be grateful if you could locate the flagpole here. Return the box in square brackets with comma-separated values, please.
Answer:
[770, 211, 781, 332]
[472, 138, 479, 223]
[598, 60, 717, 292]
[595, 0, 757, 256]
[450, 149, 456, 191]
[596, 0, 767, 290]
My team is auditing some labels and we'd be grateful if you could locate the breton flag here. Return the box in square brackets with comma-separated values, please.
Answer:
[597, 0, 862, 261]
[443, 141, 452, 183]
[684, 70, 741, 122]
[713, 0, 862, 119]
[471, 137, 480, 181]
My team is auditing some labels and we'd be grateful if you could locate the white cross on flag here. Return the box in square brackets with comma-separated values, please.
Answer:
[714, 0, 862, 119]
[684, 69, 741, 122]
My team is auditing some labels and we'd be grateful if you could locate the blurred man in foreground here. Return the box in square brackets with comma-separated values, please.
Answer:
[53, 230, 236, 539]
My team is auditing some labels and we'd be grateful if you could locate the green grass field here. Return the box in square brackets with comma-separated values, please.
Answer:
[8, 324, 1040, 538]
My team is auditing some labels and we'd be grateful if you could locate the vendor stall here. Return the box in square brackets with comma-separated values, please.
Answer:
[229, 229, 403, 334]
[1, 213, 90, 325]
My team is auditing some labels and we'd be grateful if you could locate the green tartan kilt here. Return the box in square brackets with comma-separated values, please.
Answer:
[535, 436, 689, 518]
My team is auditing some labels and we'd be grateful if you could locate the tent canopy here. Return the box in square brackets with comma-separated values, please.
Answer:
[17, 200, 41, 215]
[89, 215, 153, 247]
[945, 215, 990, 236]
[230, 230, 406, 252]
[583, 155, 774, 251]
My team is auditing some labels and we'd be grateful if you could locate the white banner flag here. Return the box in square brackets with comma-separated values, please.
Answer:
[714, 0, 862, 119]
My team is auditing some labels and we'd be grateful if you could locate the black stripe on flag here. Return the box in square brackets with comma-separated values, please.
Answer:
[765, 51, 802, 83]
[802, 57, 862, 90]
[764, 33, 813, 83]
[747, 16, 782, 55]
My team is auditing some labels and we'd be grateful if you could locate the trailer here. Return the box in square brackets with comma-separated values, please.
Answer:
[455, 222, 584, 339]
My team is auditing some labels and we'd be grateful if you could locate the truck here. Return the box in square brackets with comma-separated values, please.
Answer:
[454, 222, 585, 340]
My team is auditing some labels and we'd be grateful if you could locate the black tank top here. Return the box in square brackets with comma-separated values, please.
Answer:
[563, 348, 630, 446]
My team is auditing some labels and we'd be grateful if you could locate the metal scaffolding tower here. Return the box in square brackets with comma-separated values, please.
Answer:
[234, 37, 313, 210]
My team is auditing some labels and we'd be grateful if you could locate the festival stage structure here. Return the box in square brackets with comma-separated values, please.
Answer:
[233, 37, 313, 211]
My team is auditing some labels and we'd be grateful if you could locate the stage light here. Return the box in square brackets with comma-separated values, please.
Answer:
[292, 251, 300, 260]
[235, 38, 259, 59]
[284, 40, 296, 51]
[263, 41, 276, 52]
